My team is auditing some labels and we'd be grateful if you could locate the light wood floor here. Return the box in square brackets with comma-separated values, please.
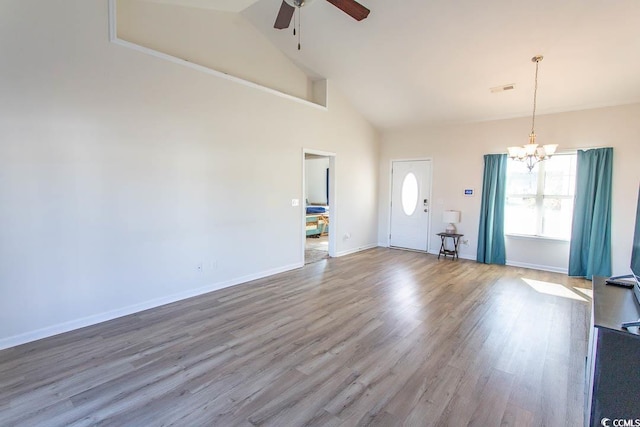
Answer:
[0, 248, 591, 426]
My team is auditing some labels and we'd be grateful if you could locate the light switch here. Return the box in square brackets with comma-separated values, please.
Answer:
[291, 199, 300, 207]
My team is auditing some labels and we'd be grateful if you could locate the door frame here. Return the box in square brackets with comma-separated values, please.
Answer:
[388, 158, 433, 251]
[302, 149, 337, 261]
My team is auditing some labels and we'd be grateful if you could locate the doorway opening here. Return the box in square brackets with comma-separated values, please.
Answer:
[303, 150, 336, 264]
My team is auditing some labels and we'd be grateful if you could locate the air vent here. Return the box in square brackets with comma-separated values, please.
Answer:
[490, 84, 515, 93]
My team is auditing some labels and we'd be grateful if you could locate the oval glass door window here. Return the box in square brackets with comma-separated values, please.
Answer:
[401, 172, 419, 216]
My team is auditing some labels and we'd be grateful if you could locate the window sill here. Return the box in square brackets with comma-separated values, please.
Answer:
[505, 233, 570, 243]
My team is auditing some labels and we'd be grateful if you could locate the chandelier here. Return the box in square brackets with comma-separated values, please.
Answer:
[507, 55, 558, 171]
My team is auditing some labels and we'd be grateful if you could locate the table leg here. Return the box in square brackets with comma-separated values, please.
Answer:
[453, 236, 460, 260]
[438, 235, 445, 259]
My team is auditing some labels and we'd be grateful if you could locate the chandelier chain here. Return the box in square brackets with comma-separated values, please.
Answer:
[531, 59, 539, 135]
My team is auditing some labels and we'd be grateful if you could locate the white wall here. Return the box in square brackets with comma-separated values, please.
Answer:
[379, 103, 640, 274]
[116, 0, 313, 102]
[305, 157, 329, 205]
[0, 0, 379, 349]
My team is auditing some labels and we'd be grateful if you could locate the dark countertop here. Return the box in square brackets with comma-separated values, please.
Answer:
[593, 276, 640, 337]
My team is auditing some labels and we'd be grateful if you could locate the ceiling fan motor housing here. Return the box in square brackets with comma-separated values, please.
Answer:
[285, 0, 312, 7]
[275, 0, 370, 31]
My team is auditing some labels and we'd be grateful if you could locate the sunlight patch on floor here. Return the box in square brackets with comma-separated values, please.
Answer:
[522, 278, 588, 302]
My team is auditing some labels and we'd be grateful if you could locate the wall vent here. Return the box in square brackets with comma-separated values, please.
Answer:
[490, 84, 515, 93]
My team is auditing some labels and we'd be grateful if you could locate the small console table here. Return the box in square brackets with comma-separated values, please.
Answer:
[436, 232, 463, 260]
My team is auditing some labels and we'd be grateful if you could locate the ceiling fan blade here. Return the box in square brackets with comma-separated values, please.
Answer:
[274, 0, 295, 29]
[325, 0, 370, 21]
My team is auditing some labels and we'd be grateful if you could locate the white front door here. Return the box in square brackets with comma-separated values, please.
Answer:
[390, 160, 431, 251]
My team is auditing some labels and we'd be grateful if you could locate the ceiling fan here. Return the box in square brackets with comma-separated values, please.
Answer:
[274, 0, 370, 49]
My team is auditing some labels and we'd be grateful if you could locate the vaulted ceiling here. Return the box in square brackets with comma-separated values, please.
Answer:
[144, 0, 640, 130]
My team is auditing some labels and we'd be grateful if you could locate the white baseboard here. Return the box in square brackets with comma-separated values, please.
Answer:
[427, 249, 476, 261]
[335, 243, 378, 257]
[0, 262, 303, 351]
[505, 260, 568, 274]
[428, 249, 567, 273]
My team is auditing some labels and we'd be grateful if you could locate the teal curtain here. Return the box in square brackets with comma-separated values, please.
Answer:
[568, 147, 613, 279]
[477, 154, 507, 264]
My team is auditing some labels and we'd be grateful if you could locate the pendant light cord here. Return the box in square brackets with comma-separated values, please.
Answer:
[298, 7, 301, 50]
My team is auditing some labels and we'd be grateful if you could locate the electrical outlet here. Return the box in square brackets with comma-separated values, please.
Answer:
[462, 239, 469, 246]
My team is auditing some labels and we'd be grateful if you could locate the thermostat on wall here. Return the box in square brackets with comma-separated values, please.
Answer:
[464, 189, 474, 197]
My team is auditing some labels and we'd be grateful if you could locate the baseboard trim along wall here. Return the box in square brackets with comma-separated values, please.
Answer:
[335, 243, 378, 257]
[426, 249, 475, 261]
[505, 260, 568, 275]
[0, 262, 304, 351]
[424, 249, 569, 274]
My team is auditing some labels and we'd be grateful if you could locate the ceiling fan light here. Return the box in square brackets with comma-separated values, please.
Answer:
[284, 0, 314, 7]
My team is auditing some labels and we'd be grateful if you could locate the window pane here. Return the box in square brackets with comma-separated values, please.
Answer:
[543, 155, 576, 197]
[505, 153, 576, 238]
[506, 160, 537, 195]
[505, 196, 537, 235]
[541, 197, 574, 239]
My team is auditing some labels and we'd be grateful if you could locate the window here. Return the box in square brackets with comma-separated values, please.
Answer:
[401, 172, 418, 216]
[505, 154, 577, 240]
